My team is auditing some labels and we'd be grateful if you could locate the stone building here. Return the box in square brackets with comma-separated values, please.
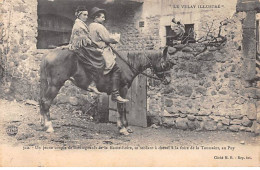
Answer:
[0, 0, 259, 133]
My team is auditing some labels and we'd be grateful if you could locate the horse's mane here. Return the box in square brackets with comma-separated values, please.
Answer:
[125, 50, 164, 72]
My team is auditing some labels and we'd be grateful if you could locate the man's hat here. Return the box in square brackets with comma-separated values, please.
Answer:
[90, 7, 106, 18]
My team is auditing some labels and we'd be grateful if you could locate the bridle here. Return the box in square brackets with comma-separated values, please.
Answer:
[142, 52, 172, 81]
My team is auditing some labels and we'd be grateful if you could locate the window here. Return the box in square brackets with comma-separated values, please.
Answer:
[166, 24, 195, 45]
[182, 24, 195, 44]
[37, 14, 73, 49]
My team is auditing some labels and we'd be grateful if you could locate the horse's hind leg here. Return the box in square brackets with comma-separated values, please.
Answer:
[40, 84, 62, 133]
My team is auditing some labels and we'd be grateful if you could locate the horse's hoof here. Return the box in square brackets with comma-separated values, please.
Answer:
[126, 127, 134, 133]
[119, 128, 129, 136]
[46, 127, 54, 133]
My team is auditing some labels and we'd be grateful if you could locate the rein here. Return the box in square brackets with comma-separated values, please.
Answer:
[109, 45, 165, 81]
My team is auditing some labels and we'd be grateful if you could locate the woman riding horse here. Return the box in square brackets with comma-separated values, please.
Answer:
[69, 6, 128, 103]
[69, 6, 104, 94]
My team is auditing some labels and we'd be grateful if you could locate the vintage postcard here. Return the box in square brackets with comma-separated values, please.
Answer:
[0, 0, 259, 167]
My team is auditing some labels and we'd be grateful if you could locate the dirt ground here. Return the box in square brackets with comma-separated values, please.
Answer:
[0, 99, 259, 166]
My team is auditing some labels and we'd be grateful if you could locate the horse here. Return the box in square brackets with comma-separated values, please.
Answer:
[39, 47, 174, 135]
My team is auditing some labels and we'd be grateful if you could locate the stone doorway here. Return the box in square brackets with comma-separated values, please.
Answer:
[237, 0, 260, 134]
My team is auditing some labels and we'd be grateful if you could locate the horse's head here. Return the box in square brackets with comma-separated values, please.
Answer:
[146, 50, 175, 85]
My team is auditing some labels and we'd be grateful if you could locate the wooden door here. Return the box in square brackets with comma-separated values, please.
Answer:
[109, 74, 147, 127]
[37, 14, 73, 49]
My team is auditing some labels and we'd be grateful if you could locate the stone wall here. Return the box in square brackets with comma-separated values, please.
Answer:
[0, 0, 39, 100]
[0, 0, 99, 115]
[106, 6, 161, 51]
[147, 12, 259, 133]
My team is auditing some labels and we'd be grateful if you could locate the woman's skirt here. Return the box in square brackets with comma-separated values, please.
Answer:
[74, 45, 105, 80]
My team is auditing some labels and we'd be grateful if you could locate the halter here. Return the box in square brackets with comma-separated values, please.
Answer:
[142, 52, 170, 81]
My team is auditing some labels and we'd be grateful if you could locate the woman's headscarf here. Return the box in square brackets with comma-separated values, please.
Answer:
[75, 6, 88, 18]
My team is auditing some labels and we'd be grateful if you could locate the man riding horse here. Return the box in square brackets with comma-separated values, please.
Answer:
[69, 6, 128, 103]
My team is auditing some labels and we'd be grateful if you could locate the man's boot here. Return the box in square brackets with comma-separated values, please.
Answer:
[111, 64, 129, 103]
[111, 90, 129, 103]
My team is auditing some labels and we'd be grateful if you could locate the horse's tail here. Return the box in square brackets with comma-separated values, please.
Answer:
[39, 54, 49, 105]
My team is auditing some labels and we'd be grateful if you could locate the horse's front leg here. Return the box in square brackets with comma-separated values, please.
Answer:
[118, 85, 133, 135]
[122, 106, 133, 134]
[117, 103, 129, 135]
[118, 102, 133, 134]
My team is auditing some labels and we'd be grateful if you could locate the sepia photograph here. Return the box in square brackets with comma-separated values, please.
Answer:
[0, 0, 259, 167]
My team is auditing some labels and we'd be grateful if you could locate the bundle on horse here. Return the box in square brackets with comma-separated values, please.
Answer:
[39, 47, 174, 135]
